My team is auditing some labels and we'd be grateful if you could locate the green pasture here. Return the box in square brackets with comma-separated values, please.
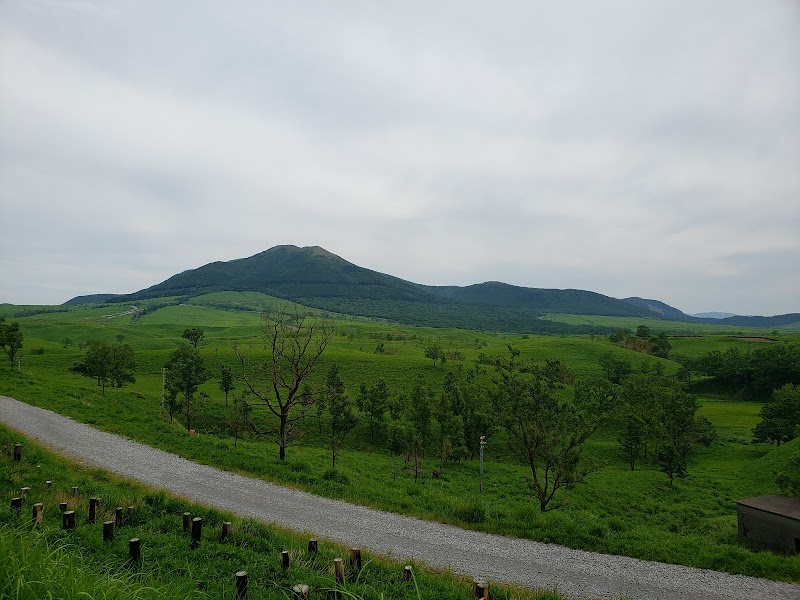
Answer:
[543, 313, 800, 336]
[1, 295, 798, 582]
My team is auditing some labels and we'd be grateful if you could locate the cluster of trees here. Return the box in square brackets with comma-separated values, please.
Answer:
[70, 340, 136, 394]
[60, 308, 725, 512]
[612, 374, 715, 484]
[0, 317, 23, 368]
[753, 383, 800, 445]
[218, 308, 714, 510]
[692, 343, 800, 399]
[609, 325, 672, 358]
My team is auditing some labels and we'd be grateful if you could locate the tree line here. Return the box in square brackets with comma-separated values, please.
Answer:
[61, 312, 800, 509]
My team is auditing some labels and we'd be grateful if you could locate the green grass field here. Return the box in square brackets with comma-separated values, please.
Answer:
[1, 293, 798, 583]
[0, 424, 565, 600]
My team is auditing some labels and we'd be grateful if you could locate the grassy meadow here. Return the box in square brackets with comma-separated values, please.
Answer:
[1, 293, 799, 584]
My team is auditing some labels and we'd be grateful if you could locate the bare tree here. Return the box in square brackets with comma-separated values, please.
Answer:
[236, 308, 334, 460]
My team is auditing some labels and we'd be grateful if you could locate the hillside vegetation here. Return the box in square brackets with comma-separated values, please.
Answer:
[1, 295, 799, 584]
[98, 245, 800, 333]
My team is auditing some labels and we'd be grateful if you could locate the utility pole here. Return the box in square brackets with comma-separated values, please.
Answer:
[479, 435, 486, 493]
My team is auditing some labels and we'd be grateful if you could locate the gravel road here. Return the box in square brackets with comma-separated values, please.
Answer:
[1, 396, 798, 600]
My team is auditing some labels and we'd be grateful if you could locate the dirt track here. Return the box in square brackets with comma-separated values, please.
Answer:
[1, 396, 798, 600]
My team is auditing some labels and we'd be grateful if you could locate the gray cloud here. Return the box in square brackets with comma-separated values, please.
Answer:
[1, 0, 798, 315]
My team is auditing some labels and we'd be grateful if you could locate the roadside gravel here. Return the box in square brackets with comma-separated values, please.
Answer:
[1, 396, 798, 600]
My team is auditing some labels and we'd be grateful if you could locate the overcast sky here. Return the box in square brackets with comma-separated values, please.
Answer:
[1, 1, 798, 315]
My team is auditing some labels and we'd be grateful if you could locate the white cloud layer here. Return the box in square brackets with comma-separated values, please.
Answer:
[1, 0, 798, 315]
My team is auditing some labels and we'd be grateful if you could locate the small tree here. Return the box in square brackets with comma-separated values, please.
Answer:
[776, 452, 800, 498]
[109, 343, 137, 388]
[357, 379, 390, 441]
[326, 363, 357, 469]
[219, 364, 236, 406]
[424, 344, 444, 368]
[231, 393, 251, 448]
[236, 308, 334, 460]
[181, 328, 205, 348]
[493, 347, 598, 511]
[164, 344, 208, 433]
[753, 384, 800, 445]
[0, 319, 23, 368]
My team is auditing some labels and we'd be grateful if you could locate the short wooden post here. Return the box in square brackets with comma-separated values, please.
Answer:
[103, 520, 114, 542]
[472, 579, 489, 599]
[281, 550, 290, 572]
[190, 517, 202, 548]
[20, 486, 30, 498]
[127, 506, 135, 521]
[292, 583, 310, 599]
[307, 538, 318, 555]
[63, 510, 76, 529]
[220, 521, 232, 541]
[182, 512, 192, 533]
[115, 507, 124, 527]
[349, 547, 362, 574]
[71, 486, 79, 496]
[333, 558, 345, 585]
[236, 571, 247, 598]
[403, 565, 413, 583]
[59, 502, 68, 513]
[129, 538, 141, 562]
[46, 480, 52, 487]
[10, 497, 22, 512]
[89, 497, 100, 524]
[32, 503, 43, 525]
[13, 443, 21, 462]
[235, 571, 248, 598]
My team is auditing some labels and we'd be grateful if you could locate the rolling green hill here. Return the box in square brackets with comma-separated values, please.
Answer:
[98, 245, 799, 333]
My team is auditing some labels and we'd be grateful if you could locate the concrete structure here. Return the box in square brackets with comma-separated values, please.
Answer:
[736, 495, 800, 553]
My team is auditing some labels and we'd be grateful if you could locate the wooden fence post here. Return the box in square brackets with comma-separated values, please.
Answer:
[10, 497, 22, 512]
[472, 579, 489, 599]
[333, 558, 345, 586]
[235, 571, 248, 598]
[115, 507, 124, 527]
[20, 487, 30, 498]
[103, 521, 114, 542]
[32, 503, 43, 525]
[89, 497, 101, 524]
[71, 486, 79, 496]
[129, 538, 141, 562]
[307, 539, 317, 555]
[292, 584, 310, 599]
[46, 480, 52, 487]
[349, 548, 362, 574]
[190, 517, 202, 548]
[13, 443, 21, 462]
[221, 521, 232, 541]
[403, 565, 413, 583]
[281, 550, 290, 572]
[183, 512, 192, 533]
[127, 506, 135, 522]
[59, 502, 68, 513]
[63, 510, 76, 529]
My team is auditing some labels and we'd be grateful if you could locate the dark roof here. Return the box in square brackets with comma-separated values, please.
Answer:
[736, 495, 800, 521]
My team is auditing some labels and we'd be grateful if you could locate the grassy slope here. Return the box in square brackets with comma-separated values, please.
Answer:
[0, 424, 563, 600]
[543, 314, 800, 335]
[0, 294, 798, 582]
